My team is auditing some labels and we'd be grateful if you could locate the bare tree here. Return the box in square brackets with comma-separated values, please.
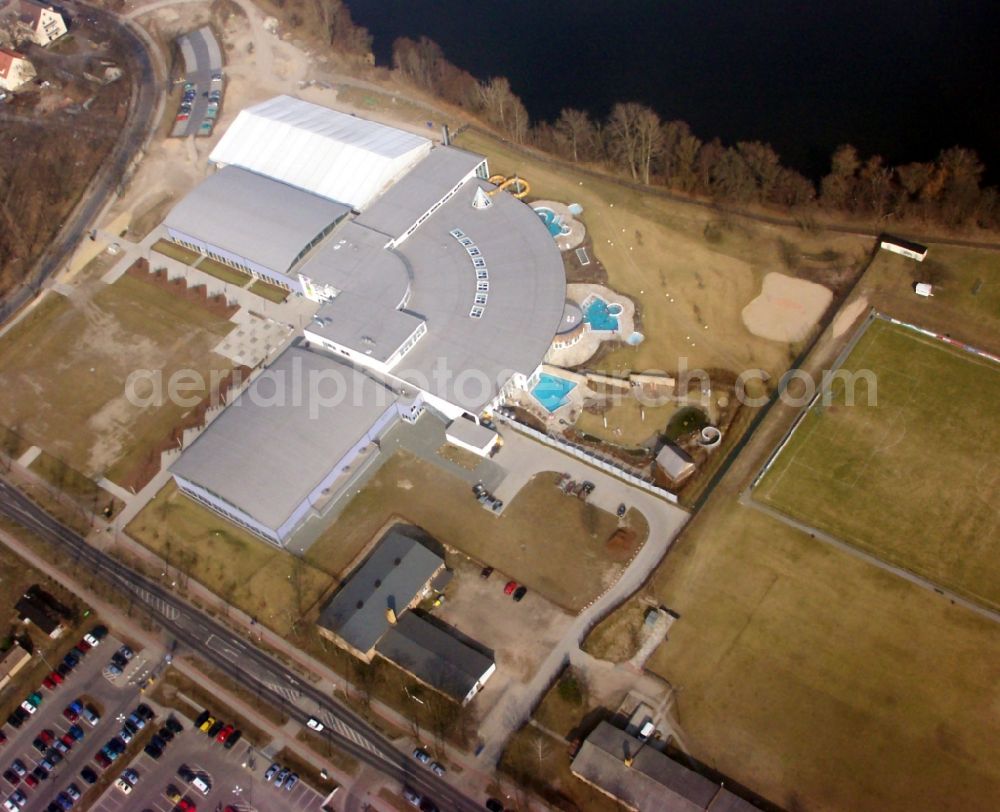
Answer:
[476, 77, 529, 143]
[553, 108, 594, 162]
[607, 102, 663, 184]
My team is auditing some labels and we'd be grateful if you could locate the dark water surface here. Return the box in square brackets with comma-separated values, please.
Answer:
[348, 0, 1000, 182]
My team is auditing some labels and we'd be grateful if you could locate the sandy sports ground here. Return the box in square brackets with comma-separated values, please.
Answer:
[741, 272, 833, 342]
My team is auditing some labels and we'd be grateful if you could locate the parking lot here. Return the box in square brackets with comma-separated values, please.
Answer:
[172, 26, 224, 138]
[89, 719, 327, 812]
[0, 629, 161, 811]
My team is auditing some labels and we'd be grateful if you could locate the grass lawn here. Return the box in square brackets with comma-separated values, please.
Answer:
[28, 451, 120, 516]
[534, 668, 594, 740]
[574, 398, 690, 448]
[197, 257, 252, 287]
[864, 244, 1000, 352]
[151, 239, 200, 265]
[248, 279, 289, 303]
[645, 497, 1000, 812]
[755, 318, 1000, 609]
[305, 452, 631, 612]
[127, 481, 334, 635]
[581, 594, 650, 662]
[0, 278, 234, 483]
[455, 129, 869, 382]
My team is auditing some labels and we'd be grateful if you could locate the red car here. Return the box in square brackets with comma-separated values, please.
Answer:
[24, 772, 39, 788]
[38, 729, 54, 745]
[504, 580, 518, 595]
[75, 639, 91, 654]
[48, 671, 64, 686]
[63, 706, 79, 722]
[60, 733, 75, 748]
[0, 730, 7, 746]
[177, 798, 196, 811]
[94, 751, 111, 769]
[42, 675, 58, 690]
[216, 724, 234, 744]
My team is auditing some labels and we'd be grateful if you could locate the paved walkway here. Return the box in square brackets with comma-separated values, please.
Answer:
[475, 429, 689, 764]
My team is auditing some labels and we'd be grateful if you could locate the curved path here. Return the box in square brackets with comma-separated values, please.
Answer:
[476, 428, 689, 764]
[0, 0, 161, 324]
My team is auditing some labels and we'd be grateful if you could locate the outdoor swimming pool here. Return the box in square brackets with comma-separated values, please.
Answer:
[534, 206, 571, 237]
[531, 373, 577, 413]
[584, 297, 621, 332]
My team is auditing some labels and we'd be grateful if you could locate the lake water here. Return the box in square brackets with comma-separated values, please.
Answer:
[347, 0, 1000, 182]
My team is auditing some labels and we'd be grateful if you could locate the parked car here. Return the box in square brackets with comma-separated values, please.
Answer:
[9, 760, 26, 778]
[143, 742, 162, 760]
[166, 716, 184, 734]
[222, 729, 242, 750]
[306, 718, 324, 732]
[83, 626, 107, 646]
[67, 725, 84, 742]
[194, 710, 210, 729]
[617, 502, 627, 518]
[207, 720, 224, 738]
[63, 700, 82, 721]
[74, 639, 91, 654]
[430, 761, 446, 777]
[1, 770, 18, 785]
[5, 709, 27, 729]
[79, 767, 97, 785]
[114, 778, 132, 795]
[65, 784, 81, 801]
[480, 566, 493, 579]
[263, 763, 280, 782]
[81, 706, 99, 727]
[216, 724, 234, 743]
[198, 716, 215, 734]
[503, 580, 518, 595]
[513, 586, 528, 602]
[135, 703, 153, 721]
[156, 726, 174, 743]
[412, 748, 431, 765]
[402, 787, 422, 807]
[284, 773, 299, 791]
[121, 767, 139, 786]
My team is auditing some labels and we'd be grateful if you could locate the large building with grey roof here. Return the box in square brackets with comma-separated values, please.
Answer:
[164, 96, 567, 541]
[170, 345, 420, 545]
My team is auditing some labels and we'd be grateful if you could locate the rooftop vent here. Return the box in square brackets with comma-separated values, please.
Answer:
[472, 186, 493, 210]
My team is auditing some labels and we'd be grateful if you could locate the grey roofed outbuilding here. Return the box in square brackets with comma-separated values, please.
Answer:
[317, 529, 444, 654]
[445, 418, 497, 451]
[355, 146, 487, 238]
[571, 721, 728, 812]
[170, 345, 399, 531]
[375, 612, 494, 703]
[164, 166, 350, 274]
[655, 443, 696, 481]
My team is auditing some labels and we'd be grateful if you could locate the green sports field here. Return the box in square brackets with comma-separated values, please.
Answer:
[755, 317, 1000, 609]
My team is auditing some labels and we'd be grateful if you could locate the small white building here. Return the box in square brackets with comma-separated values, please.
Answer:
[0, 46, 34, 90]
[445, 418, 499, 457]
[12, 0, 67, 46]
[880, 234, 928, 262]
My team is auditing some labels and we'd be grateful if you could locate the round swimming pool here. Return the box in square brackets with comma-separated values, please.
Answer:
[607, 303, 624, 316]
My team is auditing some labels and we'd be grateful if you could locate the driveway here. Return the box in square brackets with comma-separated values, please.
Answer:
[475, 427, 689, 763]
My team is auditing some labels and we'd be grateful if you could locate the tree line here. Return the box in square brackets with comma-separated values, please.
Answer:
[389, 34, 998, 231]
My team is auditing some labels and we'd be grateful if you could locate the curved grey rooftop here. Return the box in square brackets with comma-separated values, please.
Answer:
[310, 179, 566, 413]
[164, 167, 349, 274]
[395, 179, 566, 410]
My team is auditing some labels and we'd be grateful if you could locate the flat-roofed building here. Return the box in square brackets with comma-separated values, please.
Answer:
[209, 95, 432, 210]
[170, 345, 410, 546]
[163, 166, 350, 288]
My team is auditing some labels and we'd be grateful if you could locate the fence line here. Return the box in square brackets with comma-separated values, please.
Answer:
[494, 413, 679, 504]
[878, 313, 1000, 365]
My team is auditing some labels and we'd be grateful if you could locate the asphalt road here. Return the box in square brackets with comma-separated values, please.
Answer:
[0, 479, 483, 812]
[0, 0, 159, 325]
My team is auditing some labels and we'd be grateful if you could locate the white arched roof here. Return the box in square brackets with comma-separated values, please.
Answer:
[209, 96, 431, 211]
